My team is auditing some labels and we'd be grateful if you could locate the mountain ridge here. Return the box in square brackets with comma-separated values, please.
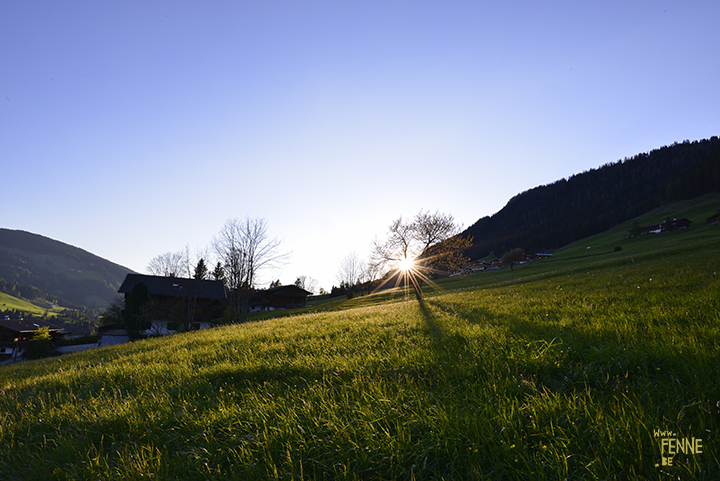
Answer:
[0, 229, 135, 309]
[462, 136, 720, 259]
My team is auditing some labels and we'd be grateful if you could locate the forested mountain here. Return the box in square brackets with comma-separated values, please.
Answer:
[463, 137, 720, 260]
[0, 229, 135, 309]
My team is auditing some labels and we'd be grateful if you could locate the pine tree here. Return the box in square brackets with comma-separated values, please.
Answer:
[212, 262, 224, 282]
[124, 281, 151, 339]
[193, 258, 208, 280]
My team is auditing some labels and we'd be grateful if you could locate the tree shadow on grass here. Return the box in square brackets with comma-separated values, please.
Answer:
[6, 298, 718, 480]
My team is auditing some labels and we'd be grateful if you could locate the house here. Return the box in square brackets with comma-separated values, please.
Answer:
[97, 323, 131, 347]
[663, 218, 692, 231]
[250, 285, 312, 312]
[0, 318, 67, 361]
[628, 218, 693, 237]
[118, 274, 227, 332]
[707, 210, 720, 225]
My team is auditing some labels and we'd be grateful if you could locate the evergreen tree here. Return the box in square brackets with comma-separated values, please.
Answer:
[212, 262, 224, 282]
[124, 281, 151, 339]
[193, 258, 208, 280]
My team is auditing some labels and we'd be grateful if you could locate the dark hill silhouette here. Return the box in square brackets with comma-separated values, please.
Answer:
[463, 137, 720, 259]
[0, 229, 135, 308]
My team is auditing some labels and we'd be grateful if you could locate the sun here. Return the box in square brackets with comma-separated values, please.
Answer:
[398, 257, 415, 272]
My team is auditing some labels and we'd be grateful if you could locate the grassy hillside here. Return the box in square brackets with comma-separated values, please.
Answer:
[0, 291, 96, 336]
[1, 206, 719, 479]
[0, 292, 60, 318]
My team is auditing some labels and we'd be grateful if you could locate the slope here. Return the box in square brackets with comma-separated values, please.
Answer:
[0, 229, 135, 309]
[463, 136, 720, 259]
[1, 211, 717, 479]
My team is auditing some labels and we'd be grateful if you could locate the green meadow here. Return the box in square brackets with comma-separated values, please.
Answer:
[1, 201, 719, 480]
[0, 292, 65, 319]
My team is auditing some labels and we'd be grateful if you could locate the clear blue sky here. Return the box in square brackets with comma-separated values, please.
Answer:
[3, 1, 719, 291]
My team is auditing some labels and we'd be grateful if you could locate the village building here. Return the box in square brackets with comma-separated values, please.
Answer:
[97, 324, 131, 347]
[707, 210, 720, 225]
[250, 285, 312, 312]
[628, 218, 693, 237]
[118, 274, 227, 334]
[0, 318, 67, 361]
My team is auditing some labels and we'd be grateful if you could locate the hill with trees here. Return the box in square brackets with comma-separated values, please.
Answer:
[463, 136, 720, 260]
[0, 229, 135, 310]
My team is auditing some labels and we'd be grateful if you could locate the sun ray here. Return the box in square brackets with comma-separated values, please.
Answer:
[369, 255, 444, 301]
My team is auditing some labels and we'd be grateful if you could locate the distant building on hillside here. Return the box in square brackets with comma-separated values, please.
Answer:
[707, 210, 720, 225]
[628, 218, 693, 237]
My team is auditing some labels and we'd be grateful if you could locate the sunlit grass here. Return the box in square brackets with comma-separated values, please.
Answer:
[1, 224, 719, 479]
[0, 292, 67, 318]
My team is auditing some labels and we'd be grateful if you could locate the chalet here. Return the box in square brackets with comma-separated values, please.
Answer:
[665, 218, 692, 230]
[250, 285, 312, 312]
[628, 218, 693, 237]
[0, 319, 67, 360]
[707, 210, 720, 225]
[118, 274, 227, 331]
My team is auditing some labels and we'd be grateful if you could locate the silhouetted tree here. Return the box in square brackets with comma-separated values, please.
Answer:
[100, 296, 124, 326]
[212, 262, 224, 282]
[124, 281, 151, 339]
[294, 275, 318, 294]
[213, 217, 288, 322]
[147, 251, 184, 277]
[337, 253, 366, 289]
[502, 248, 526, 271]
[370, 210, 471, 300]
[193, 258, 208, 280]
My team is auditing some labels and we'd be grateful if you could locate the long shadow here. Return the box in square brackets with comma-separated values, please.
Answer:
[414, 298, 497, 392]
[417, 298, 443, 345]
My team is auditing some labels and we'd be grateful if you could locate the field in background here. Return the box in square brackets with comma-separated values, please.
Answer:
[1, 197, 719, 480]
[0, 291, 66, 319]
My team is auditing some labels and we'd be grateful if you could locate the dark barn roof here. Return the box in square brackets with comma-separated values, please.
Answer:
[250, 285, 312, 310]
[118, 274, 227, 300]
[0, 319, 67, 335]
[264, 285, 312, 297]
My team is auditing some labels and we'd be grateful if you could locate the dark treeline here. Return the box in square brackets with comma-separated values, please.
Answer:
[464, 137, 720, 260]
[330, 280, 378, 299]
[0, 278, 51, 303]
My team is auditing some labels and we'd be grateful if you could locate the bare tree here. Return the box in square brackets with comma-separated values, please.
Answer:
[213, 217, 289, 322]
[336, 252, 366, 288]
[413, 210, 461, 253]
[294, 275, 319, 294]
[369, 210, 472, 300]
[147, 251, 185, 277]
[369, 217, 416, 269]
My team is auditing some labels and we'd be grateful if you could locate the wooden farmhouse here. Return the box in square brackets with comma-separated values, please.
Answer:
[118, 274, 227, 332]
[628, 218, 693, 237]
[250, 285, 312, 312]
[0, 318, 67, 361]
[707, 209, 720, 225]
